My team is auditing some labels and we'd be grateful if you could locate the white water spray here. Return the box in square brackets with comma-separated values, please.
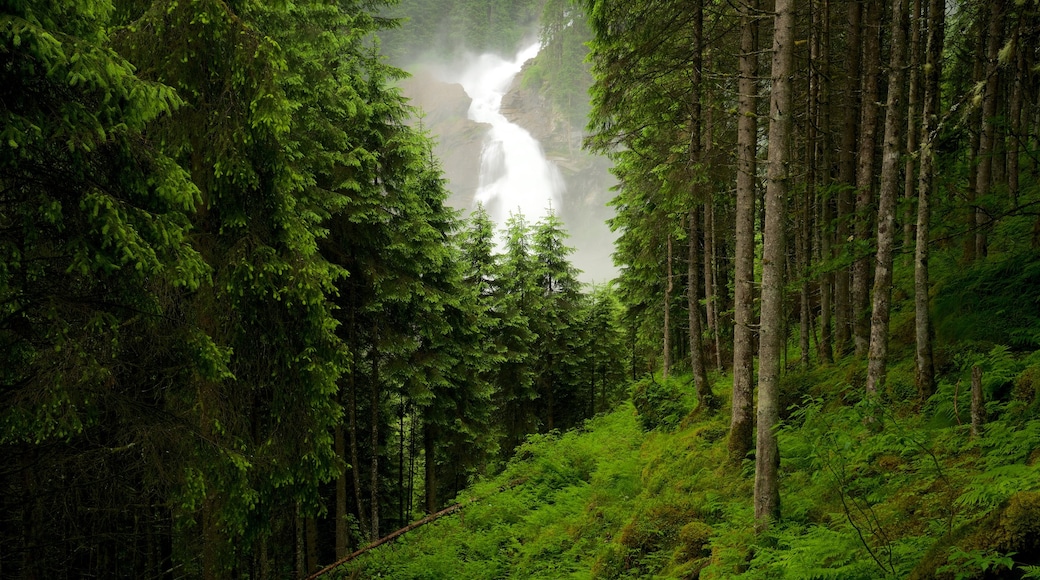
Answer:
[453, 42, 565, 223]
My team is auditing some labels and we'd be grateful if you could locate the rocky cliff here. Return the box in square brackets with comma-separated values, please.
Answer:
[398, 63, 618, 282]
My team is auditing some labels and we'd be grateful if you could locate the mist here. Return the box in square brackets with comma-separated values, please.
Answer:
[389, 27, 619, 284]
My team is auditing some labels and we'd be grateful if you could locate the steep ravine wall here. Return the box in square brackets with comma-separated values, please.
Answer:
[399, 64, 618, 283]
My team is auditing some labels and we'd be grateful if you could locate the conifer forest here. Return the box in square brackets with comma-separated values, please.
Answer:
[3, 0, 1040, 578]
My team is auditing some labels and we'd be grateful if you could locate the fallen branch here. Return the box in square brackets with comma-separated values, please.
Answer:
[306, 477, 527, 579]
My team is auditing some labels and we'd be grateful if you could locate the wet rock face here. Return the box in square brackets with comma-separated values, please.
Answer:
[398, 70, 487, 208]
[399, 63, 619, 282]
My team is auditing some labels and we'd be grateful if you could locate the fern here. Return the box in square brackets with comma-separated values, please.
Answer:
[955, 463, 1040, 510]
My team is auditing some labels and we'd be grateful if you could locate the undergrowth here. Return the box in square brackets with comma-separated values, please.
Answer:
[333, 251, 1040, 579]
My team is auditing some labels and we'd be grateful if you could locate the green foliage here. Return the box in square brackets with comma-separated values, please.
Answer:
[336, 407, 644, 579]
[933, 249, 1040, 350]
[630, 374, 692, 431]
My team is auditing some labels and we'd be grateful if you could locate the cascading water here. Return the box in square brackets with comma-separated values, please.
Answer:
[454, 42, 565, 223]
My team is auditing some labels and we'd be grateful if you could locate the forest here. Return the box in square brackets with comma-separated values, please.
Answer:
[2, 0, 1040, 579]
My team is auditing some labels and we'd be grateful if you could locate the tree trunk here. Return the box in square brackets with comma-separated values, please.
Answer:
[295, 503, 306, 580]
[915, 0, 944, 401]
[813, 0, 834, 365]
[866, 0, 909, 395]
[369, 337, 380, 541]
[975, 0, 1005, 260]
[756, 0, 794, 531]
[687, 0, 715, 410]
[424, 421, 436, 514]
[306, 517, 319, 574]
[835, 0, 862, 357]
[964, 19, 986, 263]
[1007, 15, 1024, 205]
[689, 206, 715, 409]
[334, 423, 348, 558]
[347, 295, 368, 536]
[853, 0, 882, 357]
[903, 0, 922, 253]
[706, 201, 724, 371]
[664, 235, 674, 379]
[729, 0, 759, 465]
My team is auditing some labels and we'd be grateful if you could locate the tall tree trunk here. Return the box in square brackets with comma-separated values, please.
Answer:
[1007, 14, 1024, 205]
[295, 503, 306, 580]
[664, 235, 674, 379]
[915, 0, 944, 401]
[306, 517, 319, 574]
[729, 0, 759, 464]
[687, 0, 715, 410]
[756, 0, 794, 531]
[705, 200, 724, 371]
[835, 0, 863, 356]
[964, 19, 986, 263]
[334, 423, 349, 558]
[853, 0, 882, 357]
[689, 206, 715, 409]
[369, 337, 380, 541]
[903, 0, 923, 252]
[424, 421, 436, 514]
[866, 0, 909, 395]
[975, 0, 1005, 260]
[347, 308, 367, 537]
[813, 0, 834, 364]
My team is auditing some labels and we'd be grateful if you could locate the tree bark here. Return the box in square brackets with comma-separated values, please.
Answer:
[335, 423, 348, 557]
[975, 0, 1006, 260]
[903, 0, 923, 252]
[729, 0, 759, 464]
[664, 235, 674, 379]
[689, 206, 715, 409]
[866, 0, 909, 395]
[687, 0, 715, 410]
[834, 0, 862, 357]
[915, 0, 944, 401]
[369, 336, 380, 541]
[756, 0, 794, 531]
[853, 0, 882, 357]
[424, 421, 436, 514]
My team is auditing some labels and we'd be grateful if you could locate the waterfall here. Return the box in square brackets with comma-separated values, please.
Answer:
[454, 42, 565, 224]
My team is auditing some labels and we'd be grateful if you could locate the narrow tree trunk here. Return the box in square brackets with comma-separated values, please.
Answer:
[306, 517, 319, 573]
[689, 206, 715, 409]
[295, 503, 306, 580]
[347, 295, 367, 536]
[664, 235, 674, 379]
[814, 0, 834, 364]
[687, 0, 714, 410]
[866, 0, 910, 395]
[424, 421, 436, 513]
[853, 0, 882, 357]
[334, 422, 349, 558]
[729, 0, 759, 464]
[398, 400, 406, 527]
[369, 338, 380, 541]
[835, 0, 863, 356]
[915, 0, 944, 401]
[756, 0, 794, 530]
[1008, 15, 1024, 205]
[975, 0, 1005, 260]
[706, 200, 724, 371]
[964, 20, 986, 263]
[903, 0, 923, 252]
